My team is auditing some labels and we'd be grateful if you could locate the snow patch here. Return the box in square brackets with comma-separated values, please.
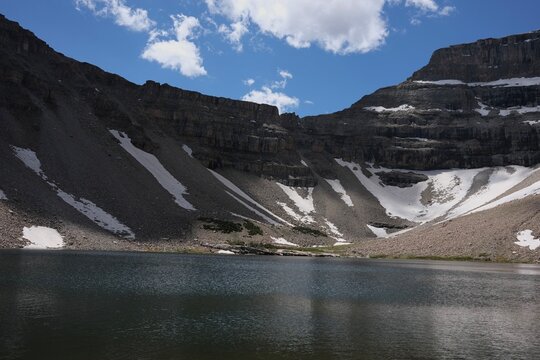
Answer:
[364, 104, 415, 113]
[499, 106, 540, 116]
[515, 230, 540, 250]
[22, 226, 64, 249]
[325, 179, 354, 207]
[448, 166, 538, 218]
[12, 146, 135, 239]
[415, 77, 540, 87]
[12, 146, 45, 178]
[524, 120, 540, 125]
[277, 201, 313, 224]
[475, 101, 491, 116]
[209, 170, 290, 226]
[333, 242, 351, 246]
[217, 250, 235, 255]
[367, 224, 390, 238]
[301, 160, 308, 167]
[471, 179, 540, 214]
[0, 189, 7, 200]
[338, 159, 540, 223]
[271, 236, 299, 247]
[56, 189, 135, 239]
[336, 159, 481, 223]
[276, 183, 314, 213]
[471, 77, 540, 87]
[110, 130, 196, 211]
[324, 218, 349, 243]
[325, 219, 343, 237]
[182, 144, 193, 158]
[414, 80, 465, 86]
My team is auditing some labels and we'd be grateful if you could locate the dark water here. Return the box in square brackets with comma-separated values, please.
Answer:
[0, 251, 539, 360]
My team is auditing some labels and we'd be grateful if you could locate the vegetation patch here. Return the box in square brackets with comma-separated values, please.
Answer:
[293, 226, 327, 237]
[199, 217, 243, 234]
[243, 221, 263, 236]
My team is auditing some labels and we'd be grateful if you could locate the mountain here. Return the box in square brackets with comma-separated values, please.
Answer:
[0, 14, 538, 261]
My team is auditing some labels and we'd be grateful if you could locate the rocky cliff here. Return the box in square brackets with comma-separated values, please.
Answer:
[1, 14, 539, 261]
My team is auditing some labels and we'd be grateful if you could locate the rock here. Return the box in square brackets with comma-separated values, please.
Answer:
[378, 171, 429, 188]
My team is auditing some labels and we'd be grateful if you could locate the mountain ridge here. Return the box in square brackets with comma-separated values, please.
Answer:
[0, 14, 539, 262]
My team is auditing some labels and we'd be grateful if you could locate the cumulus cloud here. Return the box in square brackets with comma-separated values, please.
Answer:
[404, 0, 438, 12]
[205, 0, 389, 55]
[271, 69, 293, 89]
[243, 78, 255, 86]
[402, 0, 455, 16]
[75, 0, 155, 32]
[242, 70, 299, 113]
[218, 19, 249, 51]
[438, 6, 456, 16]
[142, 15, 207, 77]
[205, 0, 455, 54]
[242, 87, 299, 114]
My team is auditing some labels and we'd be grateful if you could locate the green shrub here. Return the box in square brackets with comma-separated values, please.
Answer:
[199, 217, 243, 233]
[292, 226, 327, 237]
[244, 221, 263, 236]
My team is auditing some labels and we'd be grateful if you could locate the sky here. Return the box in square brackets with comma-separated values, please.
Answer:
[1, 0, 539, 116]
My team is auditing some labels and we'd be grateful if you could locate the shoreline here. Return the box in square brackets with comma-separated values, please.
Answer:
[2, 244, 539, 264]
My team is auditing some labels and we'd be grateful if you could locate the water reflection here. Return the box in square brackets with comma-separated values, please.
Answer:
[0, 251, 538, 359]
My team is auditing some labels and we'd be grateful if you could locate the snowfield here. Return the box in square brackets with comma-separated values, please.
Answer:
[325, 179, 354, 207]
[415, 77, 540, 87]
[499, 106, 540, 116]
[271, 236, 299, 247]
[277, 183, 316, 224]
[110, 130, 196, 211]
[367, 224, 390, 238]
[182, 144, 193, 158]
[447, 167, 538, 218]
[515, 230, 540, 250]
[22, 226, 64, 249]
[12, 146, 135, 239]
[364, 104, 415, 113]
[217, 250, 235, 255]
[209, 170, 290, 226]
[336, 158, 540, 223]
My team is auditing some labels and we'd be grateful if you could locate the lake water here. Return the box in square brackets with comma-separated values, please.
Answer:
[0, 251, 539, 359]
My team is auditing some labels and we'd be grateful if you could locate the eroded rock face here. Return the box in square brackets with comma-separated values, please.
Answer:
[410, 30, 540, 82]
[378, 171, 429, 188]
[297, 31, 540, 170]
[0, 13, 539, 180]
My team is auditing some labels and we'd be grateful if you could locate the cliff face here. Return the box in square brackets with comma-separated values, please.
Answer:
[2, 13, 539, 178]
[1, 14, 540, 259]
[300, 31, 540, 170]
[411, 30, 540, 82]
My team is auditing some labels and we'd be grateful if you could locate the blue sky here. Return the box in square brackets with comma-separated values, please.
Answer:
[1, 0, 539, 116]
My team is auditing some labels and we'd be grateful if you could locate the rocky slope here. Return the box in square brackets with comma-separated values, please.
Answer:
[0, 14, 539, 261]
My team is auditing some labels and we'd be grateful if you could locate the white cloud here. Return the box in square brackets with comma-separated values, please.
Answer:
[405, 0, 439, 12]
[279, 70, 293, 80]
[271, 69, 293, 89]
[438, 6, 456, 16]
[205, 0, 389, 55]
[242, 70, 299, 113]
[218, 19, 249, 51]
[142, 15, 207, 77]
[205, 1, 455, 54]
[403, 0, 455, 16]
[242, 87, 299, 114]
[305, 100, 314, 105]
[75, 0, 155, 32]
[243, 78, 255, 86]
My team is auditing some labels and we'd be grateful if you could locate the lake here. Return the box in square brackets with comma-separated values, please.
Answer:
[0, 250, 538, 359]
